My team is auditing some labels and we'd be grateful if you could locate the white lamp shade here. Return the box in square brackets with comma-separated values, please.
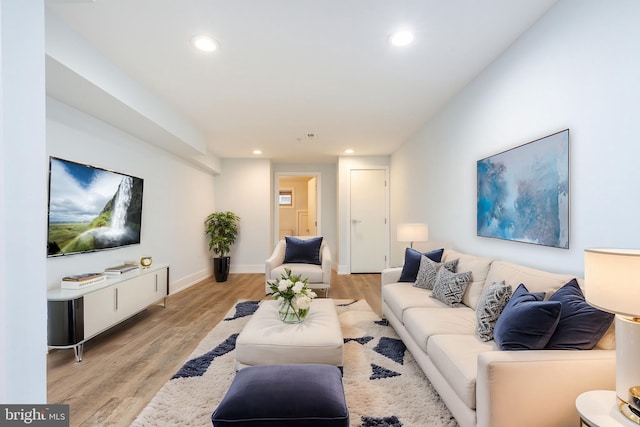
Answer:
[397, 223, 428, 243]
[585, 248, 640, 422]
[584, 248, 640, 317]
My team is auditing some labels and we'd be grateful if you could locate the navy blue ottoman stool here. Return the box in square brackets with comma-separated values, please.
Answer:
[211, 364, 349, 427]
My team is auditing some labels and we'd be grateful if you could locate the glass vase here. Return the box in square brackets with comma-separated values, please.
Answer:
[278, 299, 308, 323]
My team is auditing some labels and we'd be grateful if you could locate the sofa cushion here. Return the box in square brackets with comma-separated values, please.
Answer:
[476, 281, 512, 342]
[442, 250, 493, 310]
[431, 268, 472, 307]
[595, 321, 616, 350]
[427, 334, 497, 410]
[414, 256, 458, 290]
[494, 284, 562, 350]
[485, 260, 574, 298]
[545, 279, 615, 350]
[284, 236, 323, 265]
[382, 283, 448, 323]
[270, 264, 323, 283]
[403, 307, 477, 352]
[399, 248, 444, 282]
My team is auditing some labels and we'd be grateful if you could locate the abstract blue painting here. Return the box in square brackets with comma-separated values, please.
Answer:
[477, 130, 569, 248]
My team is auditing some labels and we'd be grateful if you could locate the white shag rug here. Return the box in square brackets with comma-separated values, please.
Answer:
[132, 299, 458, 427]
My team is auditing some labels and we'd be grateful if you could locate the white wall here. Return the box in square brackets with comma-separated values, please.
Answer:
[215, 158, 272, 273]
[390, 0, 640, 277]
[0, 0, 47, 403]
[45, 9, 217, 171]
[46, 99, 216, 294]
[211, 161, 337, 275]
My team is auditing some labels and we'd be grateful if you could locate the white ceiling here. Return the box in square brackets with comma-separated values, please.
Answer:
[45, 0, 558, 163]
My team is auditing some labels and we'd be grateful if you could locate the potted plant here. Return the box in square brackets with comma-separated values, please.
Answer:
[204, 211, 240, 282]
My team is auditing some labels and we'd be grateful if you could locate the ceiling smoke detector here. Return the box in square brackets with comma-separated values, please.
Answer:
[305, 132, 318, 140]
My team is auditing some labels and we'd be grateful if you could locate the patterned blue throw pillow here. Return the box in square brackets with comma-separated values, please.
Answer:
[430, 267, 472, 307]
[476, 281, 512, 342]
[414, 257, 458, 290]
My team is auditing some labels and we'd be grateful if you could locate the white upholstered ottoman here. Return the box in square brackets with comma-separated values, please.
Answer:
[235, 299, 343, 369]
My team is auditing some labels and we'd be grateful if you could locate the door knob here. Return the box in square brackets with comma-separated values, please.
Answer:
[352, 219, 362, 224]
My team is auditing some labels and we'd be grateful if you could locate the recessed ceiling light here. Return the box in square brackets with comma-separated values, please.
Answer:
[388, 30, 414, 47]
[344, 149, 354, 154]
[253, 149, 262, 155]
[191, 35, 218, 52]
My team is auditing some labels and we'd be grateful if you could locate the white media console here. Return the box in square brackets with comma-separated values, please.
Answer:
[47, 264, 169, 362]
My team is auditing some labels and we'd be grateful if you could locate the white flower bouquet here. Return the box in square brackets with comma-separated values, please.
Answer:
[267, 268, 317, 323]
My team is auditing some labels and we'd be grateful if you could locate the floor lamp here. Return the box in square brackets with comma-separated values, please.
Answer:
[397, 223, 428, 249]
[584, 248, 640, 424]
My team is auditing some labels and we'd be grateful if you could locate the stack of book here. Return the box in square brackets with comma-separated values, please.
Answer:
[104, 264, 139, 275]
[61, 273, 107, 289]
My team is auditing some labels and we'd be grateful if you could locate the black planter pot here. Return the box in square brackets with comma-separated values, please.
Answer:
[213, 256, 231, 282]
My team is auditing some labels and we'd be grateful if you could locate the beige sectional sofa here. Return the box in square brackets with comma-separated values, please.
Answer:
[382, 248, 616, 427]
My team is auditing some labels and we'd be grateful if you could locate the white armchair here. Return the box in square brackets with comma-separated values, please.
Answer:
[265, 236, 332, 296]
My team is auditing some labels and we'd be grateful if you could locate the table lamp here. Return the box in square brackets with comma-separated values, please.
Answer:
[584, 248, 640, 424]
[397, 223, 428, 249]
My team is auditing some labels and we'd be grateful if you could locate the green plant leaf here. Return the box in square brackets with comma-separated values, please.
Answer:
[204, 211, 240, 257]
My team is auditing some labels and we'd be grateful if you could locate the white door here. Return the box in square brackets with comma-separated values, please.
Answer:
[350, 169, 387, 273]
[297, 211, 309, 235]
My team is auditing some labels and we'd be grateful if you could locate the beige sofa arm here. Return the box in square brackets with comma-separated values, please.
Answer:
[320, 243, 332, 284]
[382, 267, 402, 286]
[476, 349, 615, 427]
[265, 240, 286, 279]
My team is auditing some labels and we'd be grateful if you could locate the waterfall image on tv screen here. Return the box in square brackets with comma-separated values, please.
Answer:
[47, 157, 144, 257]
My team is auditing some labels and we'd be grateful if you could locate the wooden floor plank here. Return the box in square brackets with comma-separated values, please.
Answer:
[47, 271, 381, 427]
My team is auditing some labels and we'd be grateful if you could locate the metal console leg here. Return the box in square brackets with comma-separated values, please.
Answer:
[74, 343, 84, 363]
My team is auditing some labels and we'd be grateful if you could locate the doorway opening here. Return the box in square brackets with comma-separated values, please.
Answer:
[275, 173, 321, 244]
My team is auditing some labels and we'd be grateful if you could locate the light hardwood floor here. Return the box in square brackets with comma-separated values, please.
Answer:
[47, 271, 382, 427]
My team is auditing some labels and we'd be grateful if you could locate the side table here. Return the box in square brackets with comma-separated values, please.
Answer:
[576, 390, 637, 427]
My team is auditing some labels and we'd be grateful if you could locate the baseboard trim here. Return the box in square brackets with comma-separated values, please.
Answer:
[337, 264, 350, 275]
[230, 264, 264, 274]
[170, 268, 211, 295]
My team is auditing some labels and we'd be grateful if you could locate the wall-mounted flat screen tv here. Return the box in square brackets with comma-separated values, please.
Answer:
[47, 157, 144, 257]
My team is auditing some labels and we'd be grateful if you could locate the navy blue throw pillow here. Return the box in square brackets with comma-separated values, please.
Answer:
[494, 284, 562, 350]
[545, 279, 614, 350]
[398, 248, 444, 282]
[284, 236, 323, 265]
